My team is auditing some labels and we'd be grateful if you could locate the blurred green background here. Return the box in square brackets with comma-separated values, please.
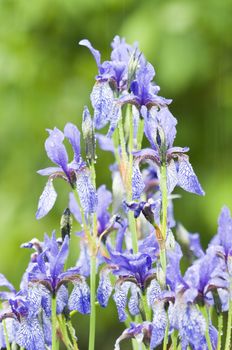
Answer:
[0, 0, 232, 348]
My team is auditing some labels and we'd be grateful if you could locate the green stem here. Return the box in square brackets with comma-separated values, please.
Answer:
[128, 107, 138, 253]
[88, 254, 96, 350]
[118, 117, 128, 164]
[163, 313, 169, 350]
[201, 306, 213, 350]
[217, 313, 223, 350]
[52, 295, 57, 350]
[160, 164, 167, 275]
[141, 293, 151, 321]
[3, 319, 11, 350]
[171, 329, 178, 350]
[225, 299, 232, 350]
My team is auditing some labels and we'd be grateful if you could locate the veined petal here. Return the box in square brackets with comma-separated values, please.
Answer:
[150, 302, 167, 348]
[177, 157, 205, 196]
[42, 312, 52, 346]
[146, 279, 161, 307]
[64, 123, 81, 163]
[45, 127, 69, 173]
[16, 317, 45, 350]
[0, 274, 16, 293]
[167, 159, 178, 194]
[76, 167, 97, 214]
[91, 81, 114, 129]
[56, 285, 68, 314]
[107, 101, 122, 138]
[113, 282, 130, 322]
[37, 166, 62, 176]
[132, 160, 145, 200]
[69, 192, 82, 223]
[79, 39, 101, 68]
[36, 179, 57, 219]
[68, 277, 90, 314]
[128, 284, 140, 316]
[97, 267, 113, 308]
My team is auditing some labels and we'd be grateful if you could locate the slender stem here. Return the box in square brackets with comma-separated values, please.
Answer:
[160, 164, 167, 275]
[217, 313, 223, 350]
[118, 117, 128, 165]
[163, 313, 169, 350]
[52, 295, 57, 350]
[3, 319, 11, 350]
[225, 299, 232, 350]
[201, 306, 213, 350]
[128, 106, 138, 253]
[171, 329, 178, 350]
[88, 254, 96, 350]
[141, 293, 151, 321]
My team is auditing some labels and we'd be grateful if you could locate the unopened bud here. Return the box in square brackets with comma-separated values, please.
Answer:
[82, 106, 96, 163]
[60, 208, 72, 240]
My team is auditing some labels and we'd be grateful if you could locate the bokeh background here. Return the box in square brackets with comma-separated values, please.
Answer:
[0, 0, 232, 349]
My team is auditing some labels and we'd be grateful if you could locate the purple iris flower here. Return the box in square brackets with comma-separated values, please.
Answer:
[132, 106, 204, 199]
[210, 206, 232, 259]
[0, 275, 50, 350]
[120, 60, 172, 109]
[36, 123, 97, 219]
[28, 232, 90, 315]
[79, 35, 140, 90]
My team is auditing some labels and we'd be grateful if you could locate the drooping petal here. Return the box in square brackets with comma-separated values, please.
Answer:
[64, 123, 81, 163]
[0, 274, 16, 293]
[96, 185, 112, 233]
[69, 192, 82, 223]
[42, 312, 52, 346]
[79, 39, 101, 69]
[45, 127, 69, 173]
[146, 279, 162, 307]
[36, 179, 57, 219]
[113, 282, 130, 322]
[166, 159, 178, 194]
[91, 81, 114, 129]
[68, 277, 90, 314]
[128, 284, 140, 316]
[56, 285, 68, 314]
[76, 167, 97, 214]
[107, 101, 122, 138]
[217, 206, 232, 256]
[132, 159, 145, 200]
[178, 305, 206, 348]
[16, 317, 45, 350]
[96, 133, 114, 153]
[177, 156, 205, 196]
[150, 302, 167, 348]
[97, 267, 113, 308]
[37, 167, 62, 176]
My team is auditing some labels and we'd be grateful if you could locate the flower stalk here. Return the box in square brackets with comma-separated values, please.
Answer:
[225, 299, 232, 350]
[52, 295, 57, 350]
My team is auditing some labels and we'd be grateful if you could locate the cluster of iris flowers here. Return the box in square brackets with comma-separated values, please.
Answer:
[1, 36, 232, 350]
